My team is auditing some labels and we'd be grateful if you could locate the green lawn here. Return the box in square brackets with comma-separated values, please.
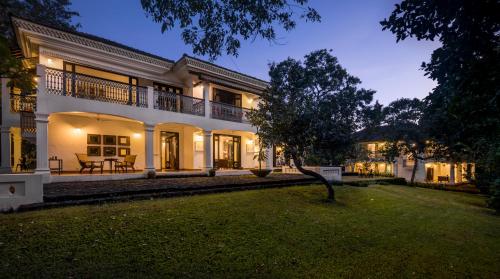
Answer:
[1, 185, 499, 278]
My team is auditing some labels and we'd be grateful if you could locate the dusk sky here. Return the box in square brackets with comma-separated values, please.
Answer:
[70, 0, 440, 105]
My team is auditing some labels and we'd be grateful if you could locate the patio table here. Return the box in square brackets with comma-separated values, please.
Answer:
[104, 158, 118, 173]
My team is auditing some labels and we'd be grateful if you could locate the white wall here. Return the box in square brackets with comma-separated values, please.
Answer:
[48, 113, 146, 172]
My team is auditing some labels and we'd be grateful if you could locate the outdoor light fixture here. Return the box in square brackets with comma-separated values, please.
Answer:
[47, 58, 53, 65]
[73, 128, 82, 135]
[194, 135, 203, 142]
[133, 133, 141, 139]
[247, 98, 253, 104]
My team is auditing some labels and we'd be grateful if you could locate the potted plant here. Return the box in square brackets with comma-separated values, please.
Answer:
[250, 145, 272, 177]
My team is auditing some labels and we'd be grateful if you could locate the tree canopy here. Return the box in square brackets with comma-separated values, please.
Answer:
[0, 0, 80, 92]
[249, 49, 375, 201]
[382, 0, 500, 209]
[141, 0, 320, 60]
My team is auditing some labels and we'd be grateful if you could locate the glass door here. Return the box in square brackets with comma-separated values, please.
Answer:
[213, 134, 241, 169]
[160, 131, 179, 170]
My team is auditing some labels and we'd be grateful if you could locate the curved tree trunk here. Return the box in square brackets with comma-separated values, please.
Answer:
[410, 156, 418, 184]
[291, 153, 335, 201]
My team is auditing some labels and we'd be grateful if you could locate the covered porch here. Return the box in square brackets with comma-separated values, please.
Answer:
[21, 111, 266, 182]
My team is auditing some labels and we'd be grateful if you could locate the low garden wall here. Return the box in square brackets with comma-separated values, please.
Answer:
[282, 166, 342, 182]
[0, 174, 43, 212]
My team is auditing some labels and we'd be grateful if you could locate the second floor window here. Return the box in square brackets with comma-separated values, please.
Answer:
[154, 83, 183, 95]
[213, 88, 241, 107]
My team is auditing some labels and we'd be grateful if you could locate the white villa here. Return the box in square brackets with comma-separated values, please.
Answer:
[345, 128, 475, 184]
[0, 17, 274, 183]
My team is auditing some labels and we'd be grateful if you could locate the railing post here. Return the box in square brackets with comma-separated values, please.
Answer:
[135, 86, 140, 107]
[202, 82, 210, 118]
[176, 94, 181, 113]
[128, 84, 133, 106]
[147, 86, 154, 109]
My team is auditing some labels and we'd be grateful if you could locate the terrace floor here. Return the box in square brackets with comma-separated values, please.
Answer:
[41, 174, 319, 205]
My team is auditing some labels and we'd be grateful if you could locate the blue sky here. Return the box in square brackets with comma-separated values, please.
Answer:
[70, 0, 440, 105]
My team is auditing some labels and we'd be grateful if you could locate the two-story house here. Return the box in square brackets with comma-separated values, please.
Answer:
[345, 127, 475, 184]
[0, 17, 273, 183]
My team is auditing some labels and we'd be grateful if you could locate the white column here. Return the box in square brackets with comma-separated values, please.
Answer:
[202, 82, 210, 118]
[203, 130, 213, 171]
[147, 86, 154, 109]
[449, 163, 455, 185]
[456, 163, 463, 183]
[34, 113, 50, 178]
[0, 126, 11, 173]
[393, 159, 399, 177]
[264, 147, 273, 170]
[144, 123, 155, 174]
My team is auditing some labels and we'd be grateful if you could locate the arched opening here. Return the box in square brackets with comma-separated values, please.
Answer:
[48, 112, 144, 174]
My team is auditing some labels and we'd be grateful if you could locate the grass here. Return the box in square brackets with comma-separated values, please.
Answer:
[1, 184, 499, 278]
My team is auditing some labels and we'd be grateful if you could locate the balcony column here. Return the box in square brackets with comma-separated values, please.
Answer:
[144, 123, 155, 175]
[0, 126, 11, 173]
[34, 113, 50, 181]
[202, 81, 210, 118]
[449, 163, 455, 185]
[147, 86, 154, 109]
[203, 130, 213, 171]
[36, 64, 48, 113]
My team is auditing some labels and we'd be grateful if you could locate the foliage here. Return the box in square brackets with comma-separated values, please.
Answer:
[0, 0, 80, 38]
[248, 49, 375, 200]
[141, 0, 320, 60]
[0, 36, 34, 92]
[253, 136, 268, 171]
[0, 0, 80, 91]
[381, 0, 500, 208]
[382, 98, 428, 184]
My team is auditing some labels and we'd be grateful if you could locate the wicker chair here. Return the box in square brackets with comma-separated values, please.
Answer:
[75, 153, 103, 174]
[115, 155, 137, 173]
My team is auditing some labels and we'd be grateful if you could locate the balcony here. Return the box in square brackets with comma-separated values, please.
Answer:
[42, 67, 254, 124]
[153, 90, 204, 116]
[10, 94, 36, 112]
[210, 101, 251, 123]
[45, 68, 148, 107]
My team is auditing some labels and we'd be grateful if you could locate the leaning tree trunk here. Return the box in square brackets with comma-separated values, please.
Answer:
[291, 153, 335, 201]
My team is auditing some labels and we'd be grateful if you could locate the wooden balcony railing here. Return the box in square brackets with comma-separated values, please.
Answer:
[45, 67, 148, 107]
[210, 101, 251, 123]
[10, 94, 36, 113]
[154, 90, 205, 116]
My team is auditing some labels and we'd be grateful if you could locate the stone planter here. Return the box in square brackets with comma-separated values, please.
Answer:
[250, 169, 272, 177]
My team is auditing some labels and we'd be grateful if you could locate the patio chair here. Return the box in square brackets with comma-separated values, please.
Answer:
[75, 153, 103, 174]
[15, 156, 28, 172]
[115, 155, 137, 173]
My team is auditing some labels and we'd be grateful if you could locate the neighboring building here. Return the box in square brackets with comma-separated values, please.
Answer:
[345, 128, 475, 184]
[0, 17, 273, 182]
